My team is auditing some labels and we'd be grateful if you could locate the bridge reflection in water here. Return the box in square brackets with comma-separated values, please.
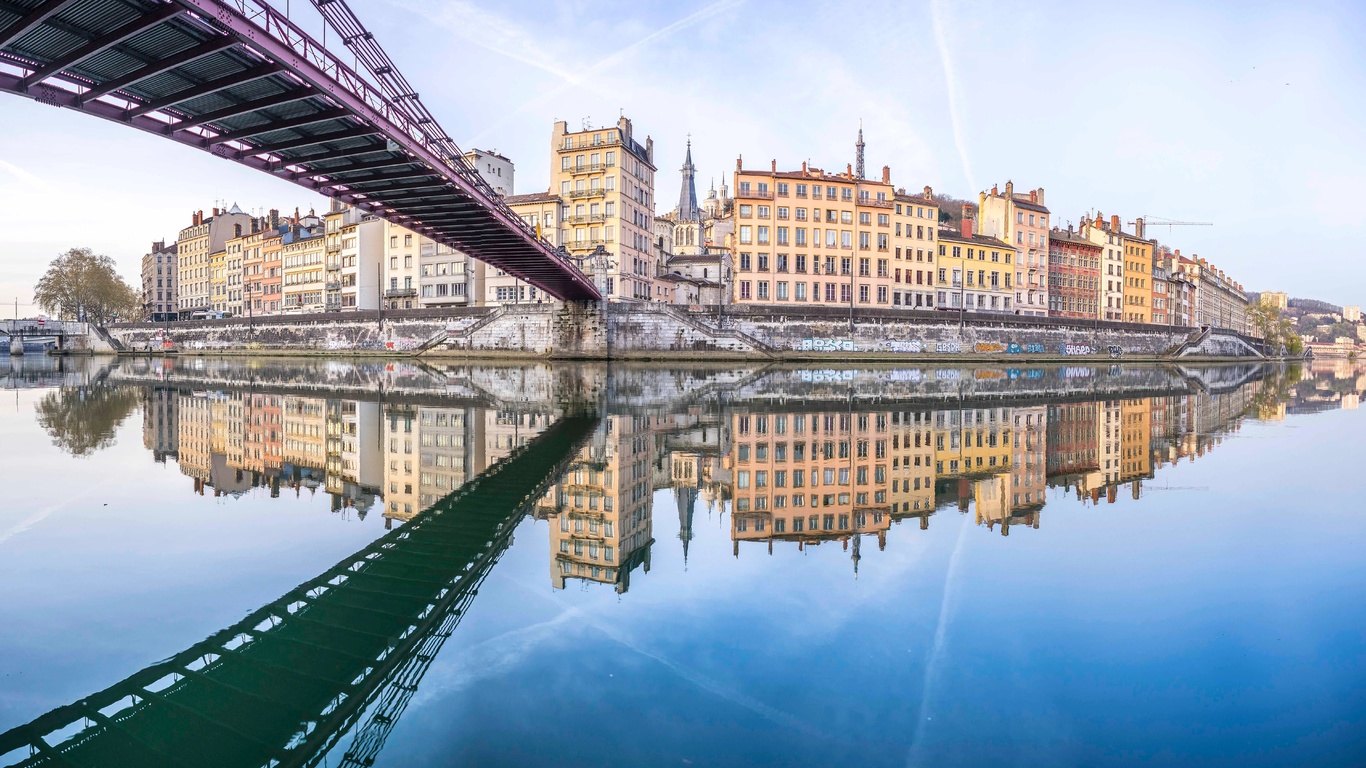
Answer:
[5, 358, 1357, 767]
[0, 415, 598, 768]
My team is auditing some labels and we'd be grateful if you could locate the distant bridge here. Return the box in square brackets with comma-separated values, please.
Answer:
[1, 320, 87, 353]
[0, 0, 600, 301]
[0, 414, 599, 768]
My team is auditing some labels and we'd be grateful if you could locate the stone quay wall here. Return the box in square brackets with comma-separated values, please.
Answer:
[107, 303, 1266, 362]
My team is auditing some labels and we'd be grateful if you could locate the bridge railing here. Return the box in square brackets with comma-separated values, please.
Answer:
[181, 0, 579, 276]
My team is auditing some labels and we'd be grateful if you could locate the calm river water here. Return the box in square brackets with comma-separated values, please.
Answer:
[1, 356, 1364, 767]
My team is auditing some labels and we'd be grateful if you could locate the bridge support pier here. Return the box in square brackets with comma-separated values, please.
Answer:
[9, 335, 23, 356]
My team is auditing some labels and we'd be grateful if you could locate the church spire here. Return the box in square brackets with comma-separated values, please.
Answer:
[678, 138, 700, 221]
[855, 121, 865, 180]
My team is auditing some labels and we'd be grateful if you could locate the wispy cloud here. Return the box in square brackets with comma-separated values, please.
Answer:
[905, 512, 971, 768]
[446, 0, 744, 145]
[931, 0, 975, 193]
[0, 157, 48, 189]
[386, 0, 581, 85]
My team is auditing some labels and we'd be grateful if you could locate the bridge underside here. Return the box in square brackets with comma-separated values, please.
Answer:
[0, 0, 600, 301]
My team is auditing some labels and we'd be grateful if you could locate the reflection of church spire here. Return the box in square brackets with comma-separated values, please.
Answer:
[678, 139, 701, 221]
[675, 485, 697, 567]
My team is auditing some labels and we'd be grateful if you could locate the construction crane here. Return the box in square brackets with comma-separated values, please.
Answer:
[1131, 216, 1213, 238]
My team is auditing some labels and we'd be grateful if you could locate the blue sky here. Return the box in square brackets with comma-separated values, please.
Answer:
[2, 0, 1365, 311]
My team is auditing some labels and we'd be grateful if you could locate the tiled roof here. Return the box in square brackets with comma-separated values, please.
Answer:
[505, 191, 561, 205]
[937, 229, 1012, 248]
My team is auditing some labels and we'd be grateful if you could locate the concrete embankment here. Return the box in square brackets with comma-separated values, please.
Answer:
[105, 302, 1270, 362]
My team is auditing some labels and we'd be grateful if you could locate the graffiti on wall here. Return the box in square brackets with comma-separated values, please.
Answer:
[887, 340, 924, 353]
[800, 338, 856, 352]
[934, 341, 962, 354]
[975, 342, 1007, 354]
[1060, 343, 1095, 356]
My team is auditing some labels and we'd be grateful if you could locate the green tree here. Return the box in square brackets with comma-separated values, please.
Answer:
[33, 248, 141, 324]
[1247, 303, 1305, 356]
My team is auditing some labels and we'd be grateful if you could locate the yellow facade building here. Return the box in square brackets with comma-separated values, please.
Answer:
[551, 117, 656, 301]
[729, 160, 934, 310]
[935, 213, 1016, 313]
[208, 249, 227, 315]
[1260, 291, 1289, 311]
[1121, 229, 1153, 324]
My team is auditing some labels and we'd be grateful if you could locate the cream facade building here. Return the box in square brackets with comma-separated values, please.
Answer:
[281, 229, 327, 314]
[338, 214, 383, 311]
[176, 204, 251, 319]
[141, 240, 178, 321]
[1080, 212, 1126, 322]
[977, 182, 1049, 316]
[550, 117, 656, 301]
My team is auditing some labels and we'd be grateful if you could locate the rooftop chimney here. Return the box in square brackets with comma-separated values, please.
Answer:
[1111, 214, 1121, 233]
[771, 159, 777, 172]
[881, 165, 891, 184]
[961, 204, 974, 238]
[212, 207, 220, 217]
[923, 185, 933, 199]
[1036, 187, 1045, 205]
[991, 184, 998, 196]
[736, 156, 742, 170]
[1095, 211, 1106, 230]
[1030, 190, 1038, 204]
[802, 161, 808, 173]
[1005, 180, 1014, 199]
[846, 163, 853, 177]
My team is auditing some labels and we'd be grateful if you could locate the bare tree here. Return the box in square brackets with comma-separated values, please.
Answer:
[33, 248, 140, 324]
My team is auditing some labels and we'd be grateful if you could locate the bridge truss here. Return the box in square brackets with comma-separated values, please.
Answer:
[0, 0, 600, 301]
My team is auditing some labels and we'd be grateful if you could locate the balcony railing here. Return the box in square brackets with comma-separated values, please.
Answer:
[566, 239, 610, 250]
[736, 189, 774, 200]
[858, 197, 894, 209]
[566, 214, 611, 224]
[568, 188, 606, 199]
[326, 263, 341, 272]
[565, 162, 614, 175]
[558, 134, 622, 151]
[325, 281, 341, 291]
[384, 287, 417, 298]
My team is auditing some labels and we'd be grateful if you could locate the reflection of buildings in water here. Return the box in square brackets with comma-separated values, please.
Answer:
[1009, 406, 1047, 511]
[890, 410, 936, 526]
[141, 386, 178, 463]
[177, 392, 215, 484]
[282, 396, 327, 495]
[667, 450, 727, 564]
[1087, 396, 1120, 486]
[383, 406, 419, 522]
[327, 399, 381, 516]
[539, 416, 655, 593]
[415, 406, 473, 513]
[728, 410, 892, 561]
[1119, 399, 1153, 497]
[1046, 403, 1098, 483]
[934, 407, 1013, 484]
